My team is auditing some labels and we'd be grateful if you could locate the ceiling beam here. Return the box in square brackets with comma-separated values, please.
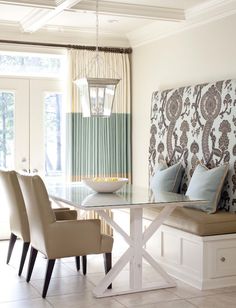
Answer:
[21, 0, 82, 32]
[0, 0, 56, 8]
[0, 0, 185, 22]
[74, 1, 185, 21]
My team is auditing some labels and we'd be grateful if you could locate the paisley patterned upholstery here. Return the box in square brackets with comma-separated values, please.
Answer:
[149, 79, 236, 211]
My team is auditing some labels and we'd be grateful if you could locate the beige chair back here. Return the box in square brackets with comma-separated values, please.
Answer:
[0, 170, 30, 242]
[17, 174, 56, 253]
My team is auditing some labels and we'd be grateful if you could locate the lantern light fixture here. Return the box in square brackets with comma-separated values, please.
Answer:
[74, 0, 120, 117]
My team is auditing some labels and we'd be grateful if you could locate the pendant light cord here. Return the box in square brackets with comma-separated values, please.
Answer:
[95, 0, 99, 78]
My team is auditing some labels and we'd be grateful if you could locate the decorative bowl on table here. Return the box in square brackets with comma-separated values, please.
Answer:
[82, 177, 128, 193]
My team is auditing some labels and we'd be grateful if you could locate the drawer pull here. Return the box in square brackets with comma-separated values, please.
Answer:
[220, 257, 226, 262]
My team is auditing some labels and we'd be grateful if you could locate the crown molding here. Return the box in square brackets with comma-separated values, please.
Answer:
[0, 0, 56, 8]
[127, 0, 236, 48]
[185, 0, 236, 19]
[20, 0, 82, 32]
[20, 8, 51, 31]
[0, 0, 185, 21]
[0, 0, 234, 48]
[0, 21, 130, 47]
[73, 1, 185, 21]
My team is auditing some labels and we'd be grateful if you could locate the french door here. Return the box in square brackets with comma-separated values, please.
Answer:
[0, 77, 65, 238]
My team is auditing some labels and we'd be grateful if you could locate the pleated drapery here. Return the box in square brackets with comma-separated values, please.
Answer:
[66, 49, 131, 235]
[66, 49, 131, 180]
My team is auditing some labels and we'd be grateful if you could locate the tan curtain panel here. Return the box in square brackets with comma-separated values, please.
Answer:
[66, 49, 131, 235]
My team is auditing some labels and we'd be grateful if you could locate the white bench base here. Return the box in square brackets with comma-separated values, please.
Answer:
[146, 224, 236, 290]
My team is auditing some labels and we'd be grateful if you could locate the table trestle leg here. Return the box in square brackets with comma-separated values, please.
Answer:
[93, 247, 132, 297]
[130, 208, 143, 289]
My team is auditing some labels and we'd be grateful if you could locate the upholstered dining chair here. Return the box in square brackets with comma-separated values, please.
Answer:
[17, 173, 113, 298]
[0, 169, 78, 276]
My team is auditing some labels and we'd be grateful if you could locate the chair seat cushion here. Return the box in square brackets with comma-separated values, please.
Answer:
[143, 207, 236, 236]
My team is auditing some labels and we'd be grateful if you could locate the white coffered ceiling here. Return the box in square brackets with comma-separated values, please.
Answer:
[0, 0, 234, 47]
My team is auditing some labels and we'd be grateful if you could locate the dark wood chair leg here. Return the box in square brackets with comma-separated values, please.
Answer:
[75, 256, 80, 271]
[18, 242, 30, 276]
[26, 247, 38, 282]
[42, 259, 55, 298]
[82, 255, 87, 275]
[6, 233, 17, 264]
[104, 252, 112, 289]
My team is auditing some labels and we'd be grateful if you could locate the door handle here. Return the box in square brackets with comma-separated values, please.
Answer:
[32, 168, 38, 173]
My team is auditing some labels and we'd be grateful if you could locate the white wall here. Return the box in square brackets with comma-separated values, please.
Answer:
[132, 13, 236, 187]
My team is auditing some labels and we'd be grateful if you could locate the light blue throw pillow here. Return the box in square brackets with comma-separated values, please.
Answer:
[150, 161, 184, 193]
[185, 164, 228, 213]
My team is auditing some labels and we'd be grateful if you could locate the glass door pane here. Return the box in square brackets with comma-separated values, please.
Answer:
[0, 78, 29, 239]
[0, 91, 14, 169]
[44, 92, 64, 179]
[30, 79, 65, 180]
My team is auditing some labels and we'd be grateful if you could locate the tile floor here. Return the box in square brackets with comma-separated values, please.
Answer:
[1, 235, 236, 308]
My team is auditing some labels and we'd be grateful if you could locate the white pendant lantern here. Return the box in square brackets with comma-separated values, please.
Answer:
[74, 77, 120, 117]
[74, 0, 120, 117]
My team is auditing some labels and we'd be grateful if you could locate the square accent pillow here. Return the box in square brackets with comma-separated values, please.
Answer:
[150, 161, 184, 193]
[185, 163, 229, 213]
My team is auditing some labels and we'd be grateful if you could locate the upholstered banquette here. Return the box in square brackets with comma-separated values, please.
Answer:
[148, 79, 236, 289]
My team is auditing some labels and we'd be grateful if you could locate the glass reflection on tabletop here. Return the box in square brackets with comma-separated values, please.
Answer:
[82, 192, 129, 207]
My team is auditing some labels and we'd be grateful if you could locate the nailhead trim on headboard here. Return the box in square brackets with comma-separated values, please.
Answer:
[149, 79, 236, 211]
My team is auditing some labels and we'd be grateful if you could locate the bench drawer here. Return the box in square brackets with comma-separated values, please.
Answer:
[207, 240, 236, 278]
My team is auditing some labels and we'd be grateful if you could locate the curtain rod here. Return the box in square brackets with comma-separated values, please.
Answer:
[0, 39, 132, 54]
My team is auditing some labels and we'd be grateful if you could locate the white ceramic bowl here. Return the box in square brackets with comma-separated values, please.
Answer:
[82, 178, 128, 193]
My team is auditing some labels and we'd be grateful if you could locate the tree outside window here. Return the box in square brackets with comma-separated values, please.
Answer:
[44, 93, 63, 176]
[0, 91, 14, 169]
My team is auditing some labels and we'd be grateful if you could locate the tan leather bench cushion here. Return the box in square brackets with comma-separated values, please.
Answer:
[143, 207, 236, 236]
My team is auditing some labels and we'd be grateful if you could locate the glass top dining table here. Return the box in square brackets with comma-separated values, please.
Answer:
[47, 182, 205, 210]
[47, 181, 207, 298]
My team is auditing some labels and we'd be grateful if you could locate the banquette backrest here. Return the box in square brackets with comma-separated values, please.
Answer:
[149, 79, 236, 211]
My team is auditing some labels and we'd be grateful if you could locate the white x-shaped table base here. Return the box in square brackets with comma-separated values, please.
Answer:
[93, 205, 178, 298]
